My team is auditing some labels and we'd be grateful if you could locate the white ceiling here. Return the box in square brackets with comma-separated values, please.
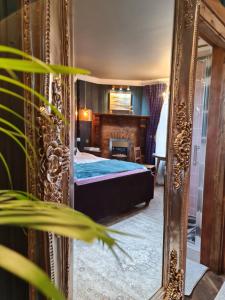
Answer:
[74, 0, 175, 81]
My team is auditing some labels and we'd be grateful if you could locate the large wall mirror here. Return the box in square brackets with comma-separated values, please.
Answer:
[15, 0, 201, 299]
[72, 0, 199, 299]
[73, 1, 174, 298]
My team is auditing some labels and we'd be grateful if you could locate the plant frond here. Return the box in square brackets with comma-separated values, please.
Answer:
[0, 152, 13, 188]
[0, 104, 33, 129]
[0, 75, 64, 121]
[4, 69, 18, 80]
[0, 245, 65, 300]
[0, 87, 54, 126]
[0, 87, 40, 111]
[0, 118, 36, 160]
[0, 191, 130, 247]
[0, 45, 54, 73]
[0, 58, 90, 75]
[0, 128, 33, 169]
[0, 46, 90, 75]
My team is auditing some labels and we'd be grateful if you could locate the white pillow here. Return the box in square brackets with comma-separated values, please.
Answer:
[74, 151, 107, 164]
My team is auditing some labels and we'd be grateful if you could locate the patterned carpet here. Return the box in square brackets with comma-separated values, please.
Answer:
[73, 187, 207, 299]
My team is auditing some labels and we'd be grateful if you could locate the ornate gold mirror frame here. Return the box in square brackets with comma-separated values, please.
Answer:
[21, 0, 201, 299]
[22, 0, 75, 298]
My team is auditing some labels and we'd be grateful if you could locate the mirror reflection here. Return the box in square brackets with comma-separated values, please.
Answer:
[73, 1, 174, 298]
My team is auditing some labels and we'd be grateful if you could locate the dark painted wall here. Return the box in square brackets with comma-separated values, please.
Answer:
[77, 80, 149, 116]
[141, 91, 150, 116]
[0, 1, 28, 299]
[76, 80, 150, 150]
[0, 0, 20, 20]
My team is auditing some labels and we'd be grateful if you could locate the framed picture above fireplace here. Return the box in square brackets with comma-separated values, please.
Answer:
[109, 91, 132, 114]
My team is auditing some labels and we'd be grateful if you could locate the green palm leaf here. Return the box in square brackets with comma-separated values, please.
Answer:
[0, 127, 33, 169]
[0, 104, 37, 136]
[0, 117, 36, 161]
[0, 45, 90, 76]
[0, 45, 89, 75]
[0, 152, 13, 188]
[0, 58, 90, 75]
[0, 191, 121, 246]
[0, 245, 65, 300]
[0, 75, 64, 121]
[0, 87, 40, 111]
[4, 68, 18, 80]
[0, 104, 28, 124]
[0, 45, 54, 72]
[0, 87, 55, 127]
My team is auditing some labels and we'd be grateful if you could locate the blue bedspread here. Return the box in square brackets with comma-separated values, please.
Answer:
[74, 159, 146, 179]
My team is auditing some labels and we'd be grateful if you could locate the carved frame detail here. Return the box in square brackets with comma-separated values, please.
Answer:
[164, 250, 184, 300]
[173, 102, 192, 190]
[162, 0, 200, 299]
[22, 0, 73, 298]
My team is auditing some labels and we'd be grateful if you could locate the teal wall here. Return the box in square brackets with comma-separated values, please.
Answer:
[76, 80, 150, 150]
[77, 80, 150, 116]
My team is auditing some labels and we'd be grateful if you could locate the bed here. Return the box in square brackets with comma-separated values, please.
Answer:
[74, 150, 154, 221]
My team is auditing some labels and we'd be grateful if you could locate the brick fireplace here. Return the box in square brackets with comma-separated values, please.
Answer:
[91, 113, 149, 161]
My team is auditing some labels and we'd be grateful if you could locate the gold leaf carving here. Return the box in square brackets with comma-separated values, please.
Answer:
[38, 76, 70, 203]
[173, 102, 192, 190]
[38, 76, 70, 286]
[184, 0, 194, 29]
[22, 0, 72, 293]
[164, 250, 184, 300]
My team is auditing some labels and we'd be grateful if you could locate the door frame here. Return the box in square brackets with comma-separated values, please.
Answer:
[198, 0, 225, 273]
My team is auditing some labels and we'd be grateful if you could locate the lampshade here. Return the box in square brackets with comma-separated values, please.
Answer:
[78, 108, 93, 121]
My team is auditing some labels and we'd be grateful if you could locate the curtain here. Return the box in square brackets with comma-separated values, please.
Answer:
[145, 83, 167, 164]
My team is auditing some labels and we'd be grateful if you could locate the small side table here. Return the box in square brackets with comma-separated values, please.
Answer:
[153, 153, 166, 184]
[153, 154, 166, 173]
[144, 164, 156, 175]
[143, 164, 157, 187]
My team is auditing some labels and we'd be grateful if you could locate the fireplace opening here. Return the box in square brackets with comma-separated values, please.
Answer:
[109, 138, 130, 161]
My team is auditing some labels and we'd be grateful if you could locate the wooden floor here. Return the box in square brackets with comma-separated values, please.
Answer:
[185, 271, 225, 300]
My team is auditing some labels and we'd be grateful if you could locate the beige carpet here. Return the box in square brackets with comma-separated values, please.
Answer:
[73, 187, 164, 299]
[73, 187, 207, 299]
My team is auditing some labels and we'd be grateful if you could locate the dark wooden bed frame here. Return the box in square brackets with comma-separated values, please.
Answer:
[74, 170, 154, 221]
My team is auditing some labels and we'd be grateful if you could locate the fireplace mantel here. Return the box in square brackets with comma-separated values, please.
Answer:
[91, 113, 149, 160]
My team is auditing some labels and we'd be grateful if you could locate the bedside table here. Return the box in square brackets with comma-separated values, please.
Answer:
[144, 164, 156, 176]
